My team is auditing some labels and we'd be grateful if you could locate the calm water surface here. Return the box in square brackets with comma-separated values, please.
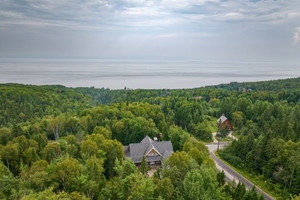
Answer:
[0, 58, 299, 89]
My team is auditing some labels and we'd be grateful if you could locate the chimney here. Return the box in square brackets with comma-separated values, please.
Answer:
[154, 137, 158, 142]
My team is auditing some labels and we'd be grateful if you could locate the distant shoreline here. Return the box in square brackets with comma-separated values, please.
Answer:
[1, 58, 299, 89]
[1, 77, 299, 90]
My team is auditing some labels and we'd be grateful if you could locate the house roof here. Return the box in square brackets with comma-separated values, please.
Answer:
[141, 135, 154, 144]
[145, 143, 162, 156]
[124, 136, 173, 163]
[218, 114, 228, 123]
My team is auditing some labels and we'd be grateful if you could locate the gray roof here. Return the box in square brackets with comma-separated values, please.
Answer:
[141, 135, 154, 144]
[124, 146, 129, 155]
[124, 136, 173, 163]
[218, 114, 228, 123]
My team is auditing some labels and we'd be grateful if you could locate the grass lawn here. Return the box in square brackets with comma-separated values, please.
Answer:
[210, 125, 218, 133]
[206, 116, 218, 133]
[191, 134, 213, 143]
[215, 135, 233, 142]
[215, 152, 282, 200]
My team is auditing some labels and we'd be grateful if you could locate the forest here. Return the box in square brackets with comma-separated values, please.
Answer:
[0, 77, 299, 199]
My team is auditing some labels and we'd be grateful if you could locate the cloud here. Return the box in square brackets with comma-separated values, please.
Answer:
[122, 7, 166, 17]
[0, 0, 299, 36]
[0, 10, 23, 18]
[1, 0, 300, 60]
[294, 27, 300, 44]
[223, 12, 244, 20]
[1, 0, 300, 31]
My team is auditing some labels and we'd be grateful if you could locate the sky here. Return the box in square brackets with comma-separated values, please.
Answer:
[1, 0, 300, 62]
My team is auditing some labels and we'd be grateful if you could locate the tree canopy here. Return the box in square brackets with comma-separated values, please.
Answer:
[1, 77, 299, 199]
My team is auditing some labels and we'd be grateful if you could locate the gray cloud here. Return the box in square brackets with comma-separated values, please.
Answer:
[0, 0, 300, 61]
[1, 0, 299, 29]
[294, 27, 300, 44]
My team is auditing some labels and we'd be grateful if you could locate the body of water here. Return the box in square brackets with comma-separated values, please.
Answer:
[0, 58, 299, 89]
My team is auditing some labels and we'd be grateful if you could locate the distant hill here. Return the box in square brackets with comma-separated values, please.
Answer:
[1, 77, 299, 127]
[0, 84, 95, 126]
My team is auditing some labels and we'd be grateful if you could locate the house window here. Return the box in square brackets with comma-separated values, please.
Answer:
[150, 161, 155, 165]
[149, 152, 157, 156]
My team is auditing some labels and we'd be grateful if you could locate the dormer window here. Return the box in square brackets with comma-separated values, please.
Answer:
[146, 147, 161, 157]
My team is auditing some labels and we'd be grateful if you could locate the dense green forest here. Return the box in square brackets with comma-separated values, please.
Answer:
[73, 77, 300, 104]
[0, 101, 263, 200]
[1, 78, 298, 127]
[0, 84, 96, 126]
[0, 77, 299, 199]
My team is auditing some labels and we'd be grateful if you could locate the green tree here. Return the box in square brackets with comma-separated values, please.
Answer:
[217, 120, 223, 135]
[32, 133, 48, 151]
[183, 167, 221, 200]
[85, 155, 104, 182]
[86, 133, 105, 148]
[154, 177, 174, 200]
[12, 125, 23, 138]
[65, 116, 80, 135]
[123, 173, 156, 200]
[93, 126, 112, 139]
[0, 162, 18, 199]
[24, 160, 50, 191]
[80, 140, 98, 157]
[0, 161, 11, 177]
[42, 143, 61, 162]
[192, 122, 212, 141]
[168, 125, 189, 151]
[114, 158, 137, 179]
[0, 127, 12, 145]
[54, 158, 81, 191]
[217, 123, 230, 138]
[217, 170, 226, 187]
[22, 147, 39, 166]
[12, 135, 29, 152]
[100, 177, 123, 200]
[20, 187, 89, 200]
[1, 142, 19, 173]
[48, 115, 65, 140]
[100, 139, 124, 177]
[65, 134, 77, 145]
[139, 156, 148, 175]
[168, 151, 191, 179]
[183, 138, 210, 166]
[232, 111, 244, 130]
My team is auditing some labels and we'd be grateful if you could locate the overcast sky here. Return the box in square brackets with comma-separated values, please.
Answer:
[1, 0, 300, 62]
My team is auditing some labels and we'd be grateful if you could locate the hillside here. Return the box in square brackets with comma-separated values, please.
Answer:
[0, 78, 299, 199]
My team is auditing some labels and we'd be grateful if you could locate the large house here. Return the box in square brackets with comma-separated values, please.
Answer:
[124, 136, 173, 168]
[217, 114, 233, 130]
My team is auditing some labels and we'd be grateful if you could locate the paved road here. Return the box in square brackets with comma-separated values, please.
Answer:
[205, 142, 275, 200]
[212, 131, 238, 142]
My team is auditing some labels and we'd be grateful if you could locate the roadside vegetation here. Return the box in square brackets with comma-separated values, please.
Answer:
[215, 151, 281, 200]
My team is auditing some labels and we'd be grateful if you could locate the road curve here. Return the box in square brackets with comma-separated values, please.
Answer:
[193, 135, 275, 199]
[205, 142, 275, 200]
[210, 150, 275, 200]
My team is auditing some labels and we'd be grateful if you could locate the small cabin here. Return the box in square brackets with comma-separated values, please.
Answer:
[217, 114, 233, 130]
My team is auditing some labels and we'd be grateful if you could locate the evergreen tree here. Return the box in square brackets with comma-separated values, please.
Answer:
[139, 156, 148, 175]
